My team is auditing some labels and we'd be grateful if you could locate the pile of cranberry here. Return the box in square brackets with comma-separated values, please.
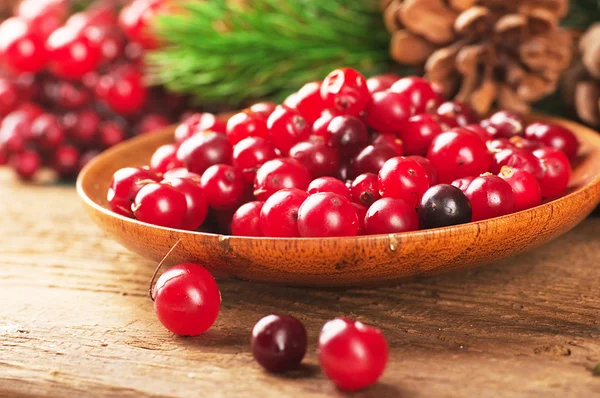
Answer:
[109, 67, 579, 236]
[0, 0, 187, 181]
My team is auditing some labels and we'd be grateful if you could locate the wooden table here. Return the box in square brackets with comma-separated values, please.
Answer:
[1, 169, 599, 397]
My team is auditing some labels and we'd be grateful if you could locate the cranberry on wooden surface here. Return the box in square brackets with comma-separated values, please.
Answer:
[289, 138, 340, 178]
[370, 133, 404, 156]
[291, 81, 324, 124]
[260, 188, 308, 238]
[465, 175, 516, 221]
[231, 201, 264, 237]
[176, 132, 233, 175]
[165, 178, 209, 231]
[52, 144, 80, 177]
[297, 192, 359, 237]
[0, 17, 47, 74]
[153, 263, 220, 336]
[533, 147, 571, 199]
[325, 115, 369, 158]
[363, 90, 413, 135]
[427, 128, 491, 184]
[389, 76, 443, 114]
[307, 177, 350, 199]
[200, 164, 245, 210]
[366, 73, 400, 94]
[320, 67, 370, 116]
[133, 182, 187, 228]
[350, 173, 380, 207]
[233, 136, 277, 183]
[401, 114, 444, 156]
[378, 156, 430, 208]
[46, 24, 101, 79]
[418, 184, 472, 229]
[251, 314, 307, 373]
[108, 167, 160, 217]
[499, 166, 542, 212]
[11, 149, 41, 180]
[364, 197, 418, 234]
[267, 105, 310, 155]
[319, 318, 388, 391]
[435, 101, 478, 128]
[226, 111, 269, 146]
[349, 144, 397, 179]
[175, 113, 226, 143]
[253, 158, 312, 201]
[525, 122, 579, 161]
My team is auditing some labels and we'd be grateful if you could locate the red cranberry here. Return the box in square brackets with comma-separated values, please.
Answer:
[0, 78, 19, 116]
[165, 178, 209, 231]
[175, 113, 226, 143]
[499, 166, 542, 212]
[320, 68, 370, 116]
[119, 0, 165, 49]
[319, 318, 388, 390]
[292, 81, 324, 124]
[481, 111, 524, 139]
[200, 164, 245, 210]
[451, 176, 475, 193]
[350, 173, 381, 207]
[401, 114, 444, 156]
[176, 132, 233, 175]
[367, 73, 400, 93]
[509, 136, 543, 151]
[297, 192, 359, 237]
[231, 201, 264, 237]
[96, 28, 125, 63]
[107, 167, 160, 217]
[307, 177, 350, 199]
[491, 148, 544, 181]
[370, 133, 404, 155]
[233, 136, 277, 183]
[11, 149, 41, 180]
[17, 103, 43, 120]
[52, 145, 81, 178]
[435, 101, 478, 128]
[533, 147, 571, 199]
[54, 81, 90, 109]
[260, 188, 308, 237]
[0, 18, 47, 74]
[405, 155, 439, 186]
[253, 158, 312, 201]
[378, 156, 430, 208]
[251, 314, 307, 373]
[133, 182, 187, 228]
[99, 121, 126, 148]
[389, 76, 443, 114]
[30, 114, 65, 151]
[267, 105, 310, 155]
[427, 128, 491, 184]
[312, 111, 336, 138]
[0, 149, 7, 166]
[162, 168, 201, 181]
[65, 109, 100, 147]
[465, 175, 516, 221]
[248, 102, 277, 119]
[418, 184, 472, 229]
[349, 144, 397, 179]
[525, 122, 579, 161]
[364, 91, 413, 134]
[139, 114, 170, 134]
[487, 138, 513, 152]
[46, 24, 101, 79]
[352, 203, 368, 235]
[153, 263, 220, 336]
[464, 123, 494, 141]
[365, 197, 418, 234]
[101, 67, 147, 115]
[17, 0, 67, 38]
[289, 138, 340, 178]
[226, 111, 268, 146]
[151, 144, 182, 174]
[324, 115, 368, 158]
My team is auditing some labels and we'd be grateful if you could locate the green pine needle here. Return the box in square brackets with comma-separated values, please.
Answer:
[147, 0, 397, 107]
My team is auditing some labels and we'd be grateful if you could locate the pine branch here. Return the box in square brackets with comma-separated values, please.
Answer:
[562, 0, 600, 29]
[147, 0, 397, 107]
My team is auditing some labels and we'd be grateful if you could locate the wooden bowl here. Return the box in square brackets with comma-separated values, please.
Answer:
[77, 116, 600, 287]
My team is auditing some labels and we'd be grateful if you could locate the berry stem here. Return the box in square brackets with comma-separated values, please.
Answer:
[149, 239, 182, 301]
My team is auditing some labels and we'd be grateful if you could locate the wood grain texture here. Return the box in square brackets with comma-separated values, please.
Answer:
[77, 116, 600, 286]
[1, 169, 600, 397]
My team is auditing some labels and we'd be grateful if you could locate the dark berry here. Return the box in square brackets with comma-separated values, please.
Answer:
[418, 184, 472, 229]
[251, 314, 307, 373]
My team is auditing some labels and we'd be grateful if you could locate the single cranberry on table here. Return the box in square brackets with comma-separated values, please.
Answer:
[318, 318, 388, 391]
[435, 101, 478, 128]
[288, 138, 340, 178]
[0, 17, 48, 74]
[350, 173, 381, 207]
[52, 144, 81, 178]
[363, 90, 413, 135]
[251, 314, 307, 373]
[480, 111, 525, 139]
[418, 184, 472, 229]
[349, 144, 397, 179]
[253, 158, 312, 201]
[389, 76, 443, 114]
[233, 136, 277, 183]
[99, 121, 126, 148]
[320, 67, 370, 116]
[533, 147, 571, 199]
[200, 164, 245, 210]
[132, 182, 187, 228]
[176, 131, 233, 175]
[324, 115, 369, 159]
[297, 192, 358, 237]
[401, 114, 444, 156]
[164, 178, 209, 231]
[364, 197, 418, 234]
[378, 156, 430, 208]
[427, 128, 491, 184]
[370, 133, 404, 156]
[498, 166, 542, 212]
[291, 81, 324, 124]
[231, 201, 264, 237]
[153, 263, 221, 336]
[119, 0, 165, 49]
[260, 188, 308, 238]
[10, 149, 41, 180]
[525, 122, 579, 161]
[226, 111, 269, 146]
[465, 174, 516, 222]
[307, 177, 351, 199]
[267, 105, 310, 155]
[366, 73, 400, 94]
[490, 148, 544, 181]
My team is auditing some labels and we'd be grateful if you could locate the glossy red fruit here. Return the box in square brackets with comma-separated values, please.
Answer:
[405, 155, 439, 186]
[370, 133, 404, 155]
[389, 76, 443, 114]
[231, 201, 264, 236]
[427, 128, 491, 184]
[480, 111, 524, 139]
[352, 203, 368, 235]
[378, 156, 430, 208]
[401, 114, 444, 156]
[153, 263, 221, 336]
[162, 168, 201, 181]
[260, 188, 308, 237]
[320, 68, 370, 116]
[0, 78, 19, 116]
[533, 147, 571, 199]
[175, 113, 226, 143]
[119, 0, 165, 49]
[226, 111, 269, 146]
[267, 105, 310, 155]
[509, 136, 544, 151]
[451, 176, 475, 192]
[525, 122, 579, 161]
[324, 115, 369, 158]
[490, 148, 544, 181]
[350, 173, 381, 207]
[99, 121, 126, 148]
[289, 138, 341, 178]
[54, 81, 90, 109]
[312, 111, 336, 139]
[151, 144, 182, 174]
[11, 149, 41, 180]
[365, 197, 418, 234]
[464, 124, 494, 142]
[139, 114, 170, 134]
[30, 114, 65, 151]
[0, 18, 47, 74]
[52, 144, 80, 177]
[233, 136, 277, 183]
[291, 81, 324, 124]
[64, 109, 100, 147]
[435, 101, 478, 128]
[249, 102, 277, 119]
[349, 144, 397, 179]
[486, 138, 513, 152]
[366, 73, 400, 93]
[176, 131, 233, 175]
[364, 91, 413, 134]
[251, 314, 307, 373]
[253, 158, 312, 201]
[200, 164, 245, 210]
[297, 192, 359, 237]
[101, 67, 147, 115]
[17, 0, 67, 38]
[133, 182, 187, 228]
[46, 24, 101, 79]
[319, 318, 388, 391]
[107, 167, 160, 217]
[165, 178, 209, 231]
[96, 28, 125, 63]
[498, 166, 542, 212]
[307, 177, 350, 199]
[465, 174, 516, 221]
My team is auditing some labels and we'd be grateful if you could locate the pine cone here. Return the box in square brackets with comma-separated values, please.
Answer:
[383, 0, 573, 114]
[563, 23, 600, 127]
